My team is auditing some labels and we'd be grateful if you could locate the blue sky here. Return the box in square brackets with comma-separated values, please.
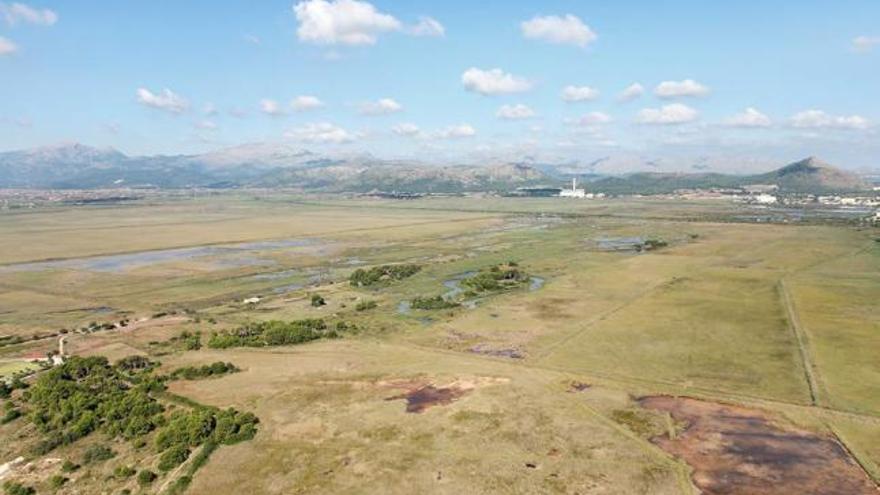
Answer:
[0, 0, 878, 171]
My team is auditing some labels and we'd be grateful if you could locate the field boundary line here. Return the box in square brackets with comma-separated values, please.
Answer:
[778, 278, 821, 406]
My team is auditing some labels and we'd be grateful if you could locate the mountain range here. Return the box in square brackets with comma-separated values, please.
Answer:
[0, 144, 872, 194]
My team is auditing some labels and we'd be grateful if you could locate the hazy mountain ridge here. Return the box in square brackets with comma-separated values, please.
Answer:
[0, 144, 872, 193]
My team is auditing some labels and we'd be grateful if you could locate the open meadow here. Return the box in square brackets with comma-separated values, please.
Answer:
[0, 193, 878, 494]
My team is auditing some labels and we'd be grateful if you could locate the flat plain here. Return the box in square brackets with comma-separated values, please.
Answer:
[0, 193, 877, 494]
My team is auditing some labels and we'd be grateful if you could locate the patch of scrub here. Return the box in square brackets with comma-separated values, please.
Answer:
[1, 238, 320, 273]
[640, 396, 878, 495]
[469, 344, 524, 359]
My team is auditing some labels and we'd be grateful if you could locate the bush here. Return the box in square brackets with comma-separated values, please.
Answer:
[168, 362, 239, 381]
[61, 459, 80, 473]
[114, 465, 136, 479]
[349, 264, 421, 287]
[2, 481, 35, 495]
[137, 470, 157, 486]
[49, 474, 68, 488]
[207, 319, 336, 349]
[0, 382, 10, 399]
[355, 300, 377, 311]
[410, 295, 460, 310]
[1, 408, 21, 424]
[310, 294, 326, 307]
[158, 444, 190, 471]
[83, 444, 115, 464]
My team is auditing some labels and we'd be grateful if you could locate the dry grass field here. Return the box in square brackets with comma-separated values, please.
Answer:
[0, 193, 877, 494]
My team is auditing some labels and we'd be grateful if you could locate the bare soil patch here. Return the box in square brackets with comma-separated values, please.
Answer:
[640, 396, 878, 495]
[386, 384, 470, 413]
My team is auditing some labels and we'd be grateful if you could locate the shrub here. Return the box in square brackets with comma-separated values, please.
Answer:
[207, 319, 335, 349]
[355, 300, 377, 311]
[114, 465, 136, 479]
[158, 444, 190, 471]
[349, 264, 421, 287]
[1, 408, 21, 424]
[137, 470, 157, 486]
[310, 294, 326, 307]
[49, 474, 68, 489]
[82, 444, 115, 464]
[410, 296, 460, 310]
[61, 459, 80, 473]
[168, 362, 239, 381]
[2, 481, 35, 495]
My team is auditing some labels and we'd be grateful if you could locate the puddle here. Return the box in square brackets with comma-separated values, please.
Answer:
[593, 236, 645, 252]
[640, 396, 878, 495]
[272, 283, 304, 294]
[529, 276, 545, 291]
[385, 385, 469, 413]
[397, 300, 411, 314]
[2, 238, 319, 273]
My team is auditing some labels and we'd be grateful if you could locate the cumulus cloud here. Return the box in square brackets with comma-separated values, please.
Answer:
[520, 14, 596, 47]
[434, 123, 476, 139]
[407, 16, 444, 37]
[291, 95, 324, 111]
[243, 34, 261, 45]
[566, 111, 612, 126]
[293, 0, 400, 45]
[0, 2, 57, 26]
[618, 82, 644, 101]
[561, 85, 599, 102]
[496, 103, 535, 120]
[636, 103, 698, 124]
[461, 67, 532, 95]
[790, 110, 869, 130]
[391, 122, 420, 136]
[654, 79, 709, 98]
[852, 35, 880, 53]
[260, 98, 285, 116]
[136, 88, 189, 114]
[359, 97, 402, 115]
[0, 35, 16, 55]
[724, 107, 771, 128]
[284, 122, 359, 143]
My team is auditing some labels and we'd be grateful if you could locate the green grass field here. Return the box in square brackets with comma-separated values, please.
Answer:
[0, 193, 877, 494]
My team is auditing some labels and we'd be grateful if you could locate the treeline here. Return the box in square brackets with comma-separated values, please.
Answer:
[207, 319, 354, 349]
[410, 295, 460, 310]
[13, 356, 258, 480]
[167, 362, 239, 381]
[349, 264, 421, 287]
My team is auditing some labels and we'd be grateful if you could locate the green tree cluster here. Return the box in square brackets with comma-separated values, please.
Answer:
[349, 264, 421, 287]
[207, 319, 343, 349]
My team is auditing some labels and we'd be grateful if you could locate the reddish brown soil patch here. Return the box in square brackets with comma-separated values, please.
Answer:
[640, 396, 878, 495]
[386, 385, 469, 413]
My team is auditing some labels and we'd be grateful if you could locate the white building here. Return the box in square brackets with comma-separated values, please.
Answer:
[752, 193, 777, 204]
[559, 178, 586, 198]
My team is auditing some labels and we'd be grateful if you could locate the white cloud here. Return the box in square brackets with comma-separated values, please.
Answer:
[136, 88, 189, 114]
[359, 97, 402, 115]
[561, 85, 599, 102]
[260, 98, 285, 116]
[790, 110, 869, 130]
[618, 82, 644, 101]
[461, 67, 532, 96]
[392, 122, 420, 136]
[520, 14, 596, 47]
[654, 79, 709, 98]
[243, 34, 261, 45]
[291, 95, 324, 111]
[1, 2, 57, 26]
[566, 111, 612, 126]
[293, 0, 401, 45]
[0, 35, 16, 55]
[636, 103, 698, 124]
[852, 35, 880, 53]
[724, 107, 771, 128]
[284, 122, 358, 143]
[434, 123, 476, 139]
[195, 120, 218, 131]
[202, 103, 217, 115]
[496, 103, 535, 120]
[407, 16, 444, 37]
